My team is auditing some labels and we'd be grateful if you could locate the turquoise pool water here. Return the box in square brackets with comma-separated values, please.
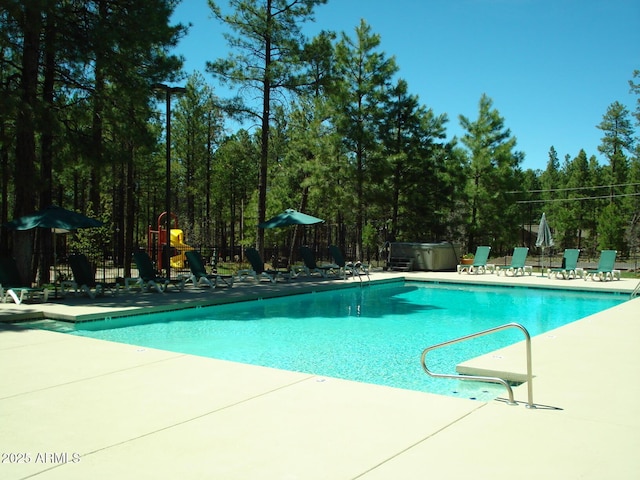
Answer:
[69, 281, 624, 400]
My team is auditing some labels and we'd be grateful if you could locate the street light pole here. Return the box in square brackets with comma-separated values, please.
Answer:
[152, 83, 186, 280]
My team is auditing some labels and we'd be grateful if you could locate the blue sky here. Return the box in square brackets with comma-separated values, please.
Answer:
[171, 0, 639, 171]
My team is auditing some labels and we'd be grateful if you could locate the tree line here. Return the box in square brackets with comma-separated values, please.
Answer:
[1, 0, 638, 283]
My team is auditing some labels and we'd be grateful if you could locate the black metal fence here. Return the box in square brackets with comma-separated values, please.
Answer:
[26, 242, 341, 284]
[2, 237, 366, 287]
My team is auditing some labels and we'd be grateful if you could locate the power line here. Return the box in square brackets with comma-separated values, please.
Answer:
[507, 182, 640, 195]
[516, 192, 640, 204]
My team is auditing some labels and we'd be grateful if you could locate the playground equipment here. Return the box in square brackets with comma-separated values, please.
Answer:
[147, 212, 194, 270]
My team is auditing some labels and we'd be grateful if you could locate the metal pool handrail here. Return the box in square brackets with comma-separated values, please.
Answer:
[420, 322, 535, 408]
[631, 281, 640, 298]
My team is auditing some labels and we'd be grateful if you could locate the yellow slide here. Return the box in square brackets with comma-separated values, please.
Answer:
[169, 229, 194, 268]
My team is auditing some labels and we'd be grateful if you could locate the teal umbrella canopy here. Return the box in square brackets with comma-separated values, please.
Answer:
[4, 205, 102, 231]
[535, 212, 554, 276]
[258, 209, 324, 229]
[535, 212, 554, 249]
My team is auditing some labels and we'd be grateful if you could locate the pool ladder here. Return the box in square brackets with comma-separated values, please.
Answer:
[631, 281, 640, 298]
[421, 322, 535, 408]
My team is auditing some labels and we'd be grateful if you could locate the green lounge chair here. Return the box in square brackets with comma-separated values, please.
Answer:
[184, 250, 233, 288]
[0, 257, 49, 304]
[457, 246, 492, 274]
[497, 247, 532, 276]
[65, 253, 119, 298]
[132, 251, 184, 293]
[328, 245, 369, 280]
[547, 249, 581, 279]
[299, 246, 337, 278]
[238, 248, 288, 283]
[584, 250, 618, 281]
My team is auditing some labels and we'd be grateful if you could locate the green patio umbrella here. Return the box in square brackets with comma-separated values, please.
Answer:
[258, 209, 324, 229]
[258, 209, 324, 267]
[4, 205, 103, 231]
[4, 205, 103, 286]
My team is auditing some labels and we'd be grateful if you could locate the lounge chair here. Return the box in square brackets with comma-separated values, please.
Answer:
[132, 251, 184, 293]
[328, 245, 370, 280]
[65, 253, 119, 298]
[496, 247, 533, 276]
[184, 250, 233, 288]
[299, 246, 337, 278]
[584, 250, 619, 281]
[547, 249, 581, 279]
[457, 246, 492, 274]
[238, 248, 288, 283]
[0, 257, 49, 304]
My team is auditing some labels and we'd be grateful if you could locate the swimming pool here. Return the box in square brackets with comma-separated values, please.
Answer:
[68, 281, 624, 400]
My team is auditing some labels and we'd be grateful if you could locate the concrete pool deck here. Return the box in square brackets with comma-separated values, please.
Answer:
[1, 271, 639, 479]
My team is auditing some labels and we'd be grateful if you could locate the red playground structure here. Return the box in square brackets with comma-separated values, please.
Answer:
[147, 212, 192, 270]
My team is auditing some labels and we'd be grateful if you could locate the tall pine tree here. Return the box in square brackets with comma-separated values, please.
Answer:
[207, 0, 327, 256]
